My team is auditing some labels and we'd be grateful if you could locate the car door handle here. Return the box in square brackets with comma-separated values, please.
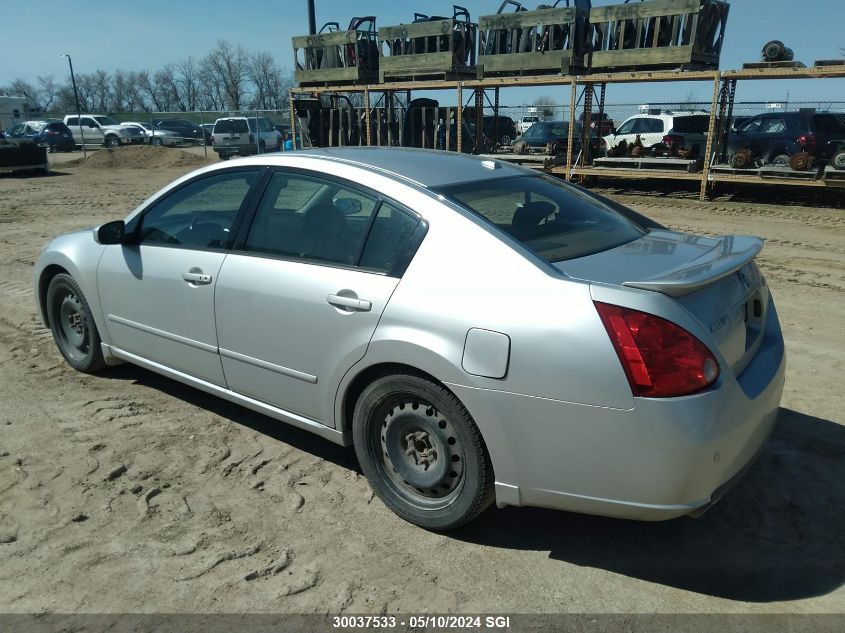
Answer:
[327, 294, 371, 312]
[182, 271, 212, 285]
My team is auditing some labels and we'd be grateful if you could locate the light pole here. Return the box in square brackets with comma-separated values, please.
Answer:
[61, 54, 86, 158]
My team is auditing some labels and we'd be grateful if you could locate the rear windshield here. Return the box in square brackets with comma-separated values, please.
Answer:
[813, 113, 845, 133]
[436, 175, 645, 263]
[45, 122, 69, 132]
[214, 119, 249, 134]
[671, 115, 710, 133]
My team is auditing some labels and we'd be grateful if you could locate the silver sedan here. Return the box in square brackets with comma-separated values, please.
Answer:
[33, 148, 785, 530]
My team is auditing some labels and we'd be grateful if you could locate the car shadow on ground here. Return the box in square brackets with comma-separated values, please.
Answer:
[95, 365, 845, 603]
[102, 364, 358, 473]
[453, 407, 845, 602]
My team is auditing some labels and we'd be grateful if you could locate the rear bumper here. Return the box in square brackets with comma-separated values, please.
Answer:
[214, 144, 259, 157]
[449, 298, 786, 521]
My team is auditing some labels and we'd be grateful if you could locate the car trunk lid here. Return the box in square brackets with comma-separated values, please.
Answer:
[555, 230, 768, 375]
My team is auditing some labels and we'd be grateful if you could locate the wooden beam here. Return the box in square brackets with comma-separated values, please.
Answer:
[699, 74, 721, 200]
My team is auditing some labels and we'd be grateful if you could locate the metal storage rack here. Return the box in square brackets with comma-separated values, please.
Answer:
[290, 64, 845, 201]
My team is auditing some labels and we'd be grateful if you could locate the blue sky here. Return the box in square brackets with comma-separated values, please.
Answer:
[2, 0, 844, 106]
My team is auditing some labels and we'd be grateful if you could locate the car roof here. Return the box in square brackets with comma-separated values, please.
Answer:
[260, 147, 532, 187]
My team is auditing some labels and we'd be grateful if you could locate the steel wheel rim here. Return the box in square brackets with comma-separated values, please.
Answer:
[834, 154, 845, 169]
[375, 397, 465, 509]
[55, 290, 89, 360]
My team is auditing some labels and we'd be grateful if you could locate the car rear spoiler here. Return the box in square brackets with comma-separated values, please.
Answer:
[622, 235, 763, 297]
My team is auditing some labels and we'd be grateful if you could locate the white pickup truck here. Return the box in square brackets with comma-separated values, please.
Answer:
[63, 114, 145, 148]
[516, 115, 540, 136]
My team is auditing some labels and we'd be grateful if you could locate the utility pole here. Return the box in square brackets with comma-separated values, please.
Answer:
[307, 0, 316, 34]
[61, 54, 86, 158]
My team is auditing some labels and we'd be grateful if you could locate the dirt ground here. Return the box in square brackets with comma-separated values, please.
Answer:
[0, 147, 843, 614]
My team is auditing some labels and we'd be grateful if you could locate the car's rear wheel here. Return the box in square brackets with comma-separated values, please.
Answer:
[46, 274, 105, 373]
[832, 150, 845, 171]
[770, 154, 789, 167]
[352, 373, 494, 530]
[500, 134, 511, 146]
[151, 137, 163, 146]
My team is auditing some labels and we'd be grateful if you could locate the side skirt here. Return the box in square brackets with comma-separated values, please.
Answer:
[104, 345, 350, 446]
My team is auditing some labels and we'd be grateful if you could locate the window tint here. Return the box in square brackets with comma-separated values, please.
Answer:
[437, 175, 644, 263]
[615, 119, 637, 135]
[671, 115, 709, 134]
[136, 170, 260, 249]
[81, 117, 97, 128]
[66, 117, 79, 126]
[813, 113, 845, 133]
[638, 118, 664, 133]
[214, 119, 249, 134]
[738, 117, 763, 134]
[759, 118, 786, 134]
[244, 172, 378, 266]
[359, 203, 421, 274]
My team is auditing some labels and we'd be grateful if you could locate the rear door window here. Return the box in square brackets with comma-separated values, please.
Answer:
[243, 172, 378, 266]
[437, 175, 644, 263]
[672, 115, 709, 134]
[638, 118, 664, 133]
[214, 119, 249, 134]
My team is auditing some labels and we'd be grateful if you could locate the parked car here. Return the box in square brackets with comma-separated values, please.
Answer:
[120, 122, 180, 147]
[153, 118, 209, 145]
[516, 114, 540, 135]
[481, 115, 517, 146]
[580, 111, 616, 136]
[32, 148, 785, 530]
[3, 120, 75, 152]
[515, 120, 582, 153]
[727, 110, 845, 169]
[602, 110, 710, 154]
[211, 116, 282, 159]
[63, 114, 145, 148]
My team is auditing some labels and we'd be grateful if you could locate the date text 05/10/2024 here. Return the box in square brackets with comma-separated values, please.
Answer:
[332, 615, 512, 629]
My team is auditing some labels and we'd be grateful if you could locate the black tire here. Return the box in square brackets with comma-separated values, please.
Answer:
[151, 137, 163, 147]
[104, 135, 120, 148]
[46, 274, 105, 373]
[352, 373, 494, 530]
[832, 150, 845, 171]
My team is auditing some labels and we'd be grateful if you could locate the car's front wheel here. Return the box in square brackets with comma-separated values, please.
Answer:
[104, 136, 120, 148]
[353, 373, 494, 530]
[151, 137, 163, 146]
[46, 273, 105, 373]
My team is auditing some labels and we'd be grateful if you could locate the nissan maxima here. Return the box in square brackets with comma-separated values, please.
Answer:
[33, 148, 785, 530]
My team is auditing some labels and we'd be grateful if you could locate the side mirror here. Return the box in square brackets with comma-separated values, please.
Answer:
[95, 220, 125, 245]
[610, 127, 617, 135]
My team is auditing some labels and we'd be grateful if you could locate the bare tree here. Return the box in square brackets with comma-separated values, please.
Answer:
[36, 75, 58, 111]
[175, 57, 201, 111]
[204, 40, 249, 110]
[533, 95, 556, 119]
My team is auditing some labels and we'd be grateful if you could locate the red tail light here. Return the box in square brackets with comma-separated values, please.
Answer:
[662, 134, 684, 145]
[45, 129, 59, 136]
[594, 302, 719, 398]
[797, 133, 816, 153]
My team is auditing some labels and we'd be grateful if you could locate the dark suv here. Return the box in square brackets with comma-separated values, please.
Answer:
[481, 115, 517, 146]
[727, 110, 845, 169]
